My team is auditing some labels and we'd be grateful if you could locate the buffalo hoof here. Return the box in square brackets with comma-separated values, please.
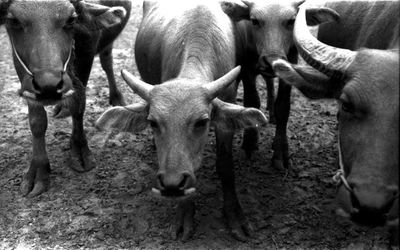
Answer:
[271, 157, 290, 172]
[223, 203, 253, 242]
[272, 140, 289, 171]
[170, 200, 195, 242]
[52, 104, 71, 118]
[20, 159, 50, 197]
[109, 91, 126, 107]
[241, 127, 259, 159]
[68, 142, 95, 173]
[390, 224, 399, 247]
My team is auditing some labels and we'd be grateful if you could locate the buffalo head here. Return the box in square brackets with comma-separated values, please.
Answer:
[96, 67, 267, 198]
[221, 0, 339, 76]
[273, 5, 399, 231]
[0, 0, 126, 105]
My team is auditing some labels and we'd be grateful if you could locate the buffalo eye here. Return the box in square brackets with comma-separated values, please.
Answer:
[286, 19, 295, 29]
[6, 17, 23, 30]
[339, 97, 355, 114]
[194, 118, 209, 129]
[64, 13, 77, 29]
[341, 101, 354, 113]
[251, 18, 260, 27]
[148, 119, 159, 130]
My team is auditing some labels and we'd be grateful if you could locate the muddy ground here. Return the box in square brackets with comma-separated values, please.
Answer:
[0, 2, 391, 250]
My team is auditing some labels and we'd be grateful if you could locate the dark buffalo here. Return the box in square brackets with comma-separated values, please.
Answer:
[234, 21, 276, 159]
[273, 2, 399, 246]
[221, 0, 340, 170]
[96, 0, 267, 241]
[0, 0, 131, 197]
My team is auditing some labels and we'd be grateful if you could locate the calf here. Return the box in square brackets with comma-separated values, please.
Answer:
[273, 4, 399, 246]
[96, 0, 267, 241]
[0, 0, 131, 197]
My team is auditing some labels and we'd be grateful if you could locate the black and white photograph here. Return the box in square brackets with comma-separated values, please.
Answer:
[0, 0, 398, 249]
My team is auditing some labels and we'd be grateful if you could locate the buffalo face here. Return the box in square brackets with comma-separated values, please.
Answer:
[96, 67, 267, 199]
[221, 0, 339, 75]
[273, 5, 399, 230]
[1, 0, 126, 105]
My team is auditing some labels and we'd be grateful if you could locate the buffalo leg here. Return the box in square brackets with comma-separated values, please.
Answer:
[241, 68, 260, 158]
[100, 44, 125, 106]
[390, 224, 399, 247]
[263, 76, 276, 124]
[171, 199, 195, 242]
[20, 103, 50, 197]
[272, 79, 291, 170]
[216, 128, 252, 241]
[67, 82, 95, 172]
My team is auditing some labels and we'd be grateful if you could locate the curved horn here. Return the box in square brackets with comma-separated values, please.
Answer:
[294, 5, 356, 80]
[121, 70, 154, 101]
[293, 0, 306, 8]
[205, 66, 241, 100]
[241, 0, 252, 7]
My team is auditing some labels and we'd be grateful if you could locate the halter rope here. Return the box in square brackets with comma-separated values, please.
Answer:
[332, 136, 353, 192]
[10, 37, 74, 77]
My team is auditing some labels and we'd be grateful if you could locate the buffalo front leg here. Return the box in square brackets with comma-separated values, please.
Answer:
[170, 199, 195, 242]
[263, 76, 276, 124]
[67, 85, 95, 172]
[216, 128, 252, 241]
[21, 104, 50, 197]
[272, 79, 291, 170]
[100, 44, 125, 106]
[241, 68, 260, 158]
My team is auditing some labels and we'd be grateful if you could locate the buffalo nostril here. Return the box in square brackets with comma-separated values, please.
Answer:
[387, 185, 399, 199]
[157, 174, 165, 190]
[262, 56, 268, 65]
[178, 174, 190, 190]
[350, 192, 361, 210]
[31, 78, 41, 94]
[56, 80, 64, 93]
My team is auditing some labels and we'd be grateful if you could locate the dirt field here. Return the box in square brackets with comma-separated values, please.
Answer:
[0, 2, 391, 249]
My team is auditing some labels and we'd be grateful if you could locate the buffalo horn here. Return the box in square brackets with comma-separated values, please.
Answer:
[121, 70, 154, 101]
[205, 66, 241, 100]
[294, 5, 356, 80]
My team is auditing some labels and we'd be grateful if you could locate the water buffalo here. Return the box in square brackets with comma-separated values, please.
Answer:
[272, 3, 399, 246]
[96, 0, 267, 241]
[221, 0, 340, 170]
[0, 0, 131, 197]
[235, 21, 275, 159]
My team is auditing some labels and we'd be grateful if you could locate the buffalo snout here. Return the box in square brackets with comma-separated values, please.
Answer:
[21, 70, 73, 102]
[153, 172, 196, 198]
[338, 179, 398, 226]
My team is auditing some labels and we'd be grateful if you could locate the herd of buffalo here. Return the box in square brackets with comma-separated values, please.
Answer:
[0, 0, 398, 247]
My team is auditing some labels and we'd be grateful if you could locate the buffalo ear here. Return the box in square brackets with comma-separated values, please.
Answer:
[221, 0, 250, 21]
[77, 2, 127, 30]
[273, 59, 343, 99]
[96, 103, 149, 133]
[211, 99, 267, 131]
[90, 5, 126, 28]
[305, 7, 340, 26]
